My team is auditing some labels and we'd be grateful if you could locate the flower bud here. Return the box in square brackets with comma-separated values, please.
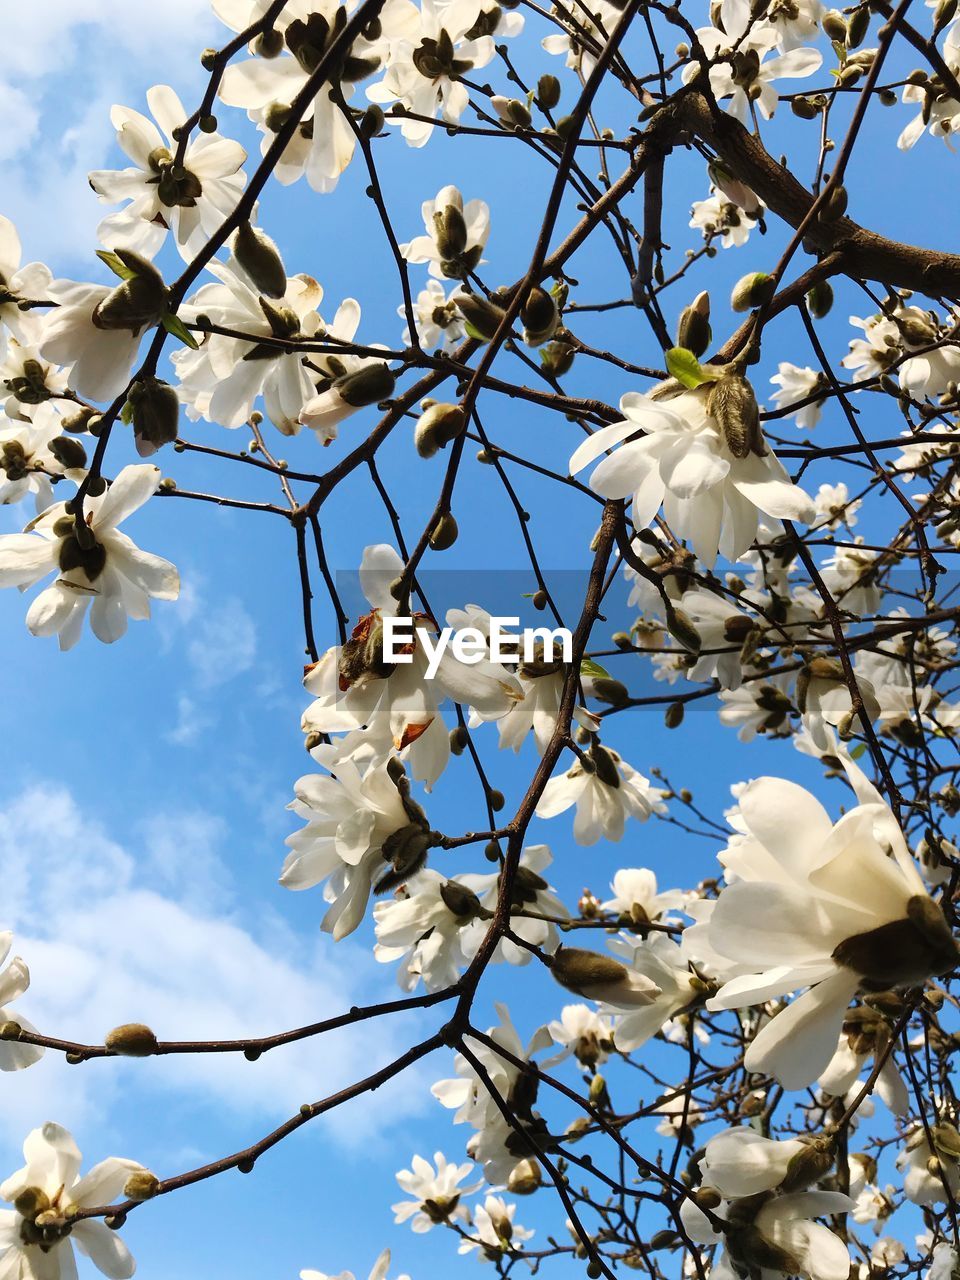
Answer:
[791, 95, 820, 119]
[539, 339, 575, 376]
[676, 291, 711, 357]
[105, 1023, 159, 1057]
[665, 701, 685, 728]
[666, 606, 702, 655]
[507, 1158, 542, 1194]
[537, 74, 561, 108]
[48, 436, 88, 470]
[93, 254, 168, 333]
[336, 362, 396, 408]
[433, 197, 468, 261]
[415, 403, 465, 457]
[60, 407, 98, 435]
[822, 9, 847, 38]
[360, 104, 384, 138]
[123, 1171, 161, 1201]
[440, 879, 483, 920]
[521, 286, 559, 347]
[128, 377, 181, 454]
[455, 293, 507, 342]
[233, 222, 287, 300]
[707, 373, 765, 459]
[846, 4, 869, 46]
[591, 677, 629, 707]
[779, 1137, 835, 1192]
[14, 1188, 51, 1220]
[807, 279, 834, 319]
[491, 96, 532, 128]
[552, 947, 632, 997]
[820, 183, 848, 222]
[429, 512, 458, 550]
[731, 272, 775, 313]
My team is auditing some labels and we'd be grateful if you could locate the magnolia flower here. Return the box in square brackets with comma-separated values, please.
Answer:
[0, 934, 43, 1071]
[89, 84, 247, 260]
[458, 844, 568, 966]
[298, 356, 396, 445]
[682, 1187, 853, 1280]
[392, 1151, 479, 1233]
[40, 276, 162, 404]
[813, 482, 860, 530]
[0, 216, 53, 345]
[301, 1247, 409, 1280]
[400, 281, 465, 351]
[374, 868, 481, 990]
[282, 751, 423, 940]
[819, 541, 882, 616]
[458, 1195, 534, 1258]
[699, 1127, 834, 1199]
[603, 935, 700, 1051]
[300, 545, 521, 785]
[174, 260, 327, 433]
[569, 387, 814, 568]
[0, 463, 179, 648]
[400, 185, 490, 280]
[769, 363, 826, 430]
[898, 23, 960, 148]
[0, 340, 71, 419]
[818, 1026, 908, 1115]
[897, 1129, 960, 1206]
[689, 190, 761, 249]
[0, 1122, 143, 1280]
[602, 867, 685, 923]
[685, 14, 821, 122]
[367, 0, 510, 147]
[433, 1002, 551, 1137]
[799, 656, 881, 752]
[544, 1004, 614, 1068]
[218, 0, 418, 192]
[675, 589, 758, 690]
[536, 745, 666, 845]
[540, 0, 622, 74]
[0, 403, 86, 512]
[702, 760, 958, 1088]
[718, 672, 795, 741]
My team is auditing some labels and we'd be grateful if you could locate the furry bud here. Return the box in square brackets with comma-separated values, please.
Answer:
[807, 279, 834, 319]
[676, 291, 711, 357]
[456, 293, 507, 341]
[731, 272, 775, 313]
[415, 403, 465, 457]
[105, 1023, 159, 1057]
[233, 222, 287, 299]
[124, 1171, 161, 1201]
[708, 374, 765, 459]
[336, 363, 396, 408]
[430, 512, 459, 550]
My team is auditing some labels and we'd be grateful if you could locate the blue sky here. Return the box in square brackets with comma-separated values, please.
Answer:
[0, 1, 954, 1275]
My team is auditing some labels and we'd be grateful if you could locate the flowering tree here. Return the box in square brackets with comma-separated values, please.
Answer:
[3, 0, 960, 1277]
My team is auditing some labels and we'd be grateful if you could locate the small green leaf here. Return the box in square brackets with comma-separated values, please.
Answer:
[120, 400, 134, 425]
[462, 320, 490, 343]
[580, 657, 610, 679]
[666, 346, 717, 389]
[850, 743, 867, 759]
[96, 250, 137, 281]
[161, 312, 200, 350]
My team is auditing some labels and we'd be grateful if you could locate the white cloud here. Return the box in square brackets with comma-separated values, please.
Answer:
[1, 0, 220, 267]
[186, 596, 258, 686]
[0, 785, 433, 1152]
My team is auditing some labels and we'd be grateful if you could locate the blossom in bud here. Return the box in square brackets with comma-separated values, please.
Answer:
[123, 1170, 160, 1201]
[666, 606, 702, 655]
[520, 286, 559, 346]
[820, 183, 848, 222]
[539, 338, 575, 376]
[93, 252, 169, 332]
[490, 96, 532, 128]
[702, 755, 960, 1088]
[232, 222, 287, 299]
[551, 947, 661, 1009]
[731, 272, 775, 313]
[299, 363, 396, 444]
[0, 934, 43, 1071]
[536, 74, 561, 108]
[706, 163, 762, 216]
[507, 1158, 541, 1194]
[707, 373, 765, 459]
[822, 9, 847, 39]
[455, 292, 507, 341]
[127, 376, 181, 455]
[676, 291, 711, 357]
[105, 1023, 159, 1056]
[429, 512, 458, 550]
[415, 403, 465, 457]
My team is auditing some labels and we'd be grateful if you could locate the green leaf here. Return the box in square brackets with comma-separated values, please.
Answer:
[665, 346, 717, 389]
[161, 312, 200, 350]
[850, 743, 867, 759]
[462, 320, 490, 343]
[96, 250, 137, 281]
[580, 657, 610, 680]
[120, 400, 135, 425]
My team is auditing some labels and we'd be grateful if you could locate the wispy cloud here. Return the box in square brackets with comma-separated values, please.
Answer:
[0, 784, 432, 1152]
